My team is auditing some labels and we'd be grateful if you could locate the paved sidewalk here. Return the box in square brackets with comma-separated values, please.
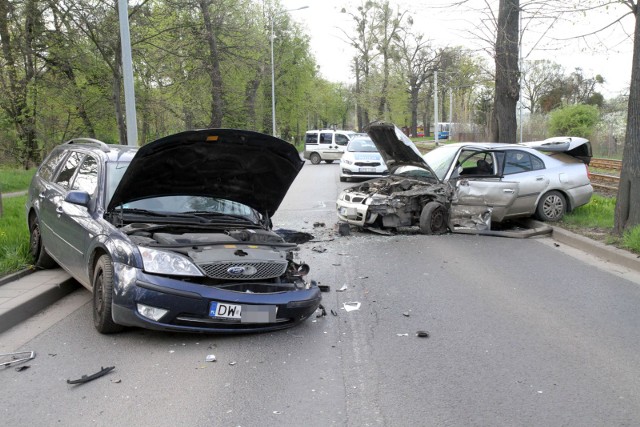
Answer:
[0, 268, 78, 333]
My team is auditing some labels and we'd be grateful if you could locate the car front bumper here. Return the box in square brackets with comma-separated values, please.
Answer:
[111, 264, 322, 333]
[336, 193, 372, 226]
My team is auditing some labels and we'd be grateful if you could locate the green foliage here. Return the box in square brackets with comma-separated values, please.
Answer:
[561, 195, 615, 228]
[548, 104, 600, 138]
[0, 195, 31, 276]
[0, 167, 36, 192]
[623, 226, 640, 253]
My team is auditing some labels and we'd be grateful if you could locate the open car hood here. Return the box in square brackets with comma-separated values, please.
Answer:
[365, 122, 440, 179]
[107, 128, 304, 218]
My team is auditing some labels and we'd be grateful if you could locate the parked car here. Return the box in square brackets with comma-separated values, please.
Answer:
[26, 129, 321, 334]
[336, 122, 593, 234]
[303, 129, 358, 164]
[339, 135, 388, 182]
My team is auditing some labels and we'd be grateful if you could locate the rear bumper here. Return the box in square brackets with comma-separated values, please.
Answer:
[566, 183, 593, 211]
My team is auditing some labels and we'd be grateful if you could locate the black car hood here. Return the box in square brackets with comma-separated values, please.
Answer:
[107, 128, 304, 218]
[365, 122, 440, 180]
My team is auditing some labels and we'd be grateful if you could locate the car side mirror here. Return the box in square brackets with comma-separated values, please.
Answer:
[65, 190, 91, 207]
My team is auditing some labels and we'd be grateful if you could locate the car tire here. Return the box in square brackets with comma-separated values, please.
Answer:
[419, 201, 448, 235]
[325, 160, 334, 164]
[93, 254, 124, 334]
[536, 190, 566, 222]
[310, 153, 321, 165]
[28, 214, 57, 269]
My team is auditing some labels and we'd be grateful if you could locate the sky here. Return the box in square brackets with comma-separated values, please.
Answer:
[280, 0, 634, 98]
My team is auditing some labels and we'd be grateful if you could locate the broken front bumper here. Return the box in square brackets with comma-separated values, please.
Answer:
[336, 193, 372, 226]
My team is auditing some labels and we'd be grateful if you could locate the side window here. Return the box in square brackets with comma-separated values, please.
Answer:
[335, 134, 349, 146]
[305, 133, 318, 144]
[504, 151, 536, 175]
[55, 152, 84, 189]
[457, 150, 494, 176]
[39, 151, 67, 182]
[71, 155, 99, 195]
[320, 132, 333, 144]
[531, 155, 545, 171]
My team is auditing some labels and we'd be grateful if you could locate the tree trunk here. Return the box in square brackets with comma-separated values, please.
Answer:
[199, 0, 223, 128]
[410, 84, 419, 137]
[614, 5, 640, 233]
[492, 0, 520, 143]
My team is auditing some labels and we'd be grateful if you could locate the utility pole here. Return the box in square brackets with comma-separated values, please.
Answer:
[434, 71, 439, 145]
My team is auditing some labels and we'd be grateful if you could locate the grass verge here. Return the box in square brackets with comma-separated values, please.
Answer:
[0, 167, 35, 193]
[0, 195, 31, 276]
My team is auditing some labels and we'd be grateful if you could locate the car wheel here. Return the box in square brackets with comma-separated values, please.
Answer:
[419, 201, 448, 235]
[310, 153, 321, 165]
[536, 190, 566, 222]
[28, 215, 57, 269]
[93, 254, 124, 334]
[325, 160, 334, 164]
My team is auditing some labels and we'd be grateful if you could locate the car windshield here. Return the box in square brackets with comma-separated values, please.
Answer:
[423, 145, 459, 181]
[348, 138, 378, 152]
[107, 161, 131, 205]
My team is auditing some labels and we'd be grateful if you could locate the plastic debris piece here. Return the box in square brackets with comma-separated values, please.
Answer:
[337, 223, 351, 236]
[229, 361, 237, 366]
[111, 379, 122, 384]
[343, 302, 361, 312]
[67, 366, 115, 385]
[358, 276, 368, 279]
[319, 285, 331, 293]
[0, 351, 35, 367]
[273, 411, 283, 415]
[416, 330, 430, 338]
[403, 312, 410, 317]
[396, 333, 409, 337]
[337, 284, 348, 292]
[15, 365, 30, 372]
[313, 222, 325, 228]
[331, 309, 338, 316]
[206, 354, 217, 362]
[312, 246, 327, 253]
[316, 304, 327, 318]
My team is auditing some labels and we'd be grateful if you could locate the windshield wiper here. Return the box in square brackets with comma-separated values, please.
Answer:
[182, 211, 253, 223]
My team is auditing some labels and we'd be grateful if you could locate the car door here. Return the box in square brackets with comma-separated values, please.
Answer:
[447, 149, 519, 223]
[319, 131, 341, 160]
[39, 151, 83, 265]
[499, 149, 549, 217]
[56, 154, 101, 283]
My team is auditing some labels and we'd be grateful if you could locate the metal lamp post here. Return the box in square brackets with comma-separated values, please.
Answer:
[270, 6, 308, 137]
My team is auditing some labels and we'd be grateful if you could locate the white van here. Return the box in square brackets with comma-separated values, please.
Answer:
[303, 130, 358, 164]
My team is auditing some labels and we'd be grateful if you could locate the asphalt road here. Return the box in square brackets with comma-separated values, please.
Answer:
[2, 163, 640, 426]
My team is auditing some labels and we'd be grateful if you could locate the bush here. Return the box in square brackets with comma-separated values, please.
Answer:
[548, 104, 600, 138]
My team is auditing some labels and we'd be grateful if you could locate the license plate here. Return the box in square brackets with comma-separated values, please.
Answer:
[359, 167, 376, 173]
[209, 301, 241, 319]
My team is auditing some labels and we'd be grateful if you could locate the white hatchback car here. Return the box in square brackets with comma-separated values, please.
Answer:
[339, 136, 388, 182]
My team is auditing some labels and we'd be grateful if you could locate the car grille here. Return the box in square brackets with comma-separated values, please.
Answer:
[354, 162, 381, 167]
[344, 195, 366, 203]
[198, 261, 288, 280]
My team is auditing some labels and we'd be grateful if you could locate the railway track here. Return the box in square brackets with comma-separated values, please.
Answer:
[590, 158, 622, 171]
[589, 158, 621, 192]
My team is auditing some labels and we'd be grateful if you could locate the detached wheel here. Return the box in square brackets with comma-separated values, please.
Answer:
[28, 215, 57, 269]
[93, 254, 124, 334]
[536, 190, 566, 222]
[310, 153, 321, 165]
[419, 201, 448, 235]
[325, 159, 334, 164]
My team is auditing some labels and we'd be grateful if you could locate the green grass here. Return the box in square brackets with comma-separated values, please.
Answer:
[0, 167, 35, 193]
[561, 195, 616, 228]
[0, 195, 32, 276]
[623, 226, 640, 253]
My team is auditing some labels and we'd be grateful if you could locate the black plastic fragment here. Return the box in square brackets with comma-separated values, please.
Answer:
[67, 366, 115, 385]
[316, 304, 327, 318]
[416, 331, 430, 338]
[15, 365, 30, 372]
[319, 285, 331, 293]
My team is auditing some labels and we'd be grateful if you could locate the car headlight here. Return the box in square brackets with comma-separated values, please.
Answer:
[342, 159, 353, 165]
[138, 247, 203, 276]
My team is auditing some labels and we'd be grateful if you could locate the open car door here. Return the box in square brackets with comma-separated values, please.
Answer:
[449, 178, 520, 229]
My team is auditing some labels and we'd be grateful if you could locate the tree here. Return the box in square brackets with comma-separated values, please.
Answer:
[492, 0, 520, 143]
[521, 60, 564, 114]
[548, 104, 600, 138]
[615, 1, 640, 233]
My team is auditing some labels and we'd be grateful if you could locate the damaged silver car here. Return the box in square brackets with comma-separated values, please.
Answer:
[336, 122, 593, 234]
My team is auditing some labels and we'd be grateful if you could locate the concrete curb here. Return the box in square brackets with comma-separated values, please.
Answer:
[552, 226, 640, 274]
[0, 270, 78, 334]
[0, 267, 34, 286]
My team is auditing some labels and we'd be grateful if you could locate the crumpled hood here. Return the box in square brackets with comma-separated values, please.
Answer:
[107, 128, 304, 218]
[365, 122, 440, 179]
